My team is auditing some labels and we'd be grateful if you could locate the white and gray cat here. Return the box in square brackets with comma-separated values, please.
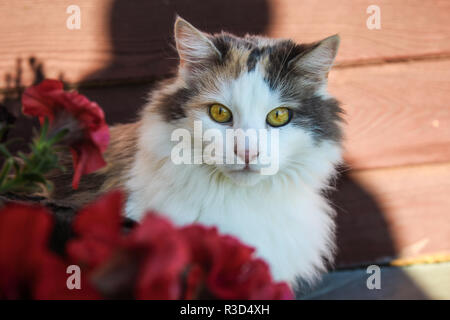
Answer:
[52, 17, 344, 287]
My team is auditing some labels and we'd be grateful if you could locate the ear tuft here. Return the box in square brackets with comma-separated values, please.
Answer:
[174, 16, 220, 66]
[294, 34, 340, 78]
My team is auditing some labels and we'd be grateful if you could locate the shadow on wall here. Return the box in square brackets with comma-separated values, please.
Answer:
[0, 0, 429, 299]
[79, 0, 271, 125]
[323, 173, 429, 299]
[86, 0, 271, 83]
[332, 174, 398, 267]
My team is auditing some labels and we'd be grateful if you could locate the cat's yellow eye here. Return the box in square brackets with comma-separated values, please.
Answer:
[266, 107, 292, 127]
[209, 104, 232, 123]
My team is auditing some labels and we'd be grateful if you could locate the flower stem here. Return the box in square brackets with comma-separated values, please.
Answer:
[0, 117, 67, 195]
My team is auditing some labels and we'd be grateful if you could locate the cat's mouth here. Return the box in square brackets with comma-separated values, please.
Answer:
[229, 164, 259, 173]
[219, 164, 266, 186]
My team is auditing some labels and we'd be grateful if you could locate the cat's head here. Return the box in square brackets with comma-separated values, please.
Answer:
[146, 17, 343, 187]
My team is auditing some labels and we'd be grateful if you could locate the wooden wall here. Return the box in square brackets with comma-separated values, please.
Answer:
[1, 0, 449, 268]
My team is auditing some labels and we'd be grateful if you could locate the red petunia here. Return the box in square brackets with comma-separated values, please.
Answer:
[67, 190, 124, 269]
[181, 225, 294, 300]
[67, 191, 188, 299]
[67, 194, 293, 300]
[1, 190, 292, 300]
[0, 203, 99, 299]
[126, 213, 189, 299]
[21, 79, 109, 189]
[0, 203, 53, 299]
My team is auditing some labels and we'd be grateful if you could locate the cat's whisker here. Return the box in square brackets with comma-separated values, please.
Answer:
[207, 167, 219, 180]
[273, 44, 295, 87]
[285, 158, 306, 166]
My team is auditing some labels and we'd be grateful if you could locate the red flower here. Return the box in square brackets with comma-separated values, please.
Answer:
[181, 225, 294, 300]
[126, 213, 188, 299]
[67, 191, 188, 299]
[1, 190, 292, 300]
[33, 253, 100, 300]
[0, 203, 98, 299]
[69, 201, 293, 300]
[21, 79, 110, 189]
[0, 203, 53, 299]
[67, 190, 124, 269]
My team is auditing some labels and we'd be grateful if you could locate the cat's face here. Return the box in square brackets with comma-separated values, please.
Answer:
[153, 18, 343, 186]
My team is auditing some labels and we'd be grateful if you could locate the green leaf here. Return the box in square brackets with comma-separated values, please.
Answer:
[48, 128, 69, 145]
[0, 116, 69, 194]
[40, 117, 50, 139]
[0, 158, 13, 187]
[0, 144, 12, 158]
[17, 151, 28, 162]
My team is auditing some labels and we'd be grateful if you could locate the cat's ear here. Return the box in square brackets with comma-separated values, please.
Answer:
[292, 35, 340, 79]
[174, 16, 221, 66]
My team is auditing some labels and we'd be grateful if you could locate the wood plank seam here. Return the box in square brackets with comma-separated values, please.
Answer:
[334, 52, 450, 69]
[1, 55, 450, 92]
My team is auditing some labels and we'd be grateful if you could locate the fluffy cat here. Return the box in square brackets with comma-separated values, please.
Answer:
[51, 17, 344, 287]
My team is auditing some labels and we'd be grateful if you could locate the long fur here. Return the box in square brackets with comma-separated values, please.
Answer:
[50, 18, 344, 286]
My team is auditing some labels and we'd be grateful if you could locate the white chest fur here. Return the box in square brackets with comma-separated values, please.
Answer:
[125, 150, 337, 285]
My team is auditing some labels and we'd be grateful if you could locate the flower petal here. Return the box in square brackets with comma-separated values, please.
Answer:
[67, 191, 124, 268]
[128, 213, 189, 300]
[180, 224, 293, 300]
[0, 203, 52, 299]
[22, 79, 110, 190]
[21, 80, 64, 123]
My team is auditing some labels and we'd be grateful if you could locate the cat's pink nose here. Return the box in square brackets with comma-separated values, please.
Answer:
[234, 146, 259, 164]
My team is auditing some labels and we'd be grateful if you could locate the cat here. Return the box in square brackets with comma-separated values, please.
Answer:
[51, 17, 344, 287]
